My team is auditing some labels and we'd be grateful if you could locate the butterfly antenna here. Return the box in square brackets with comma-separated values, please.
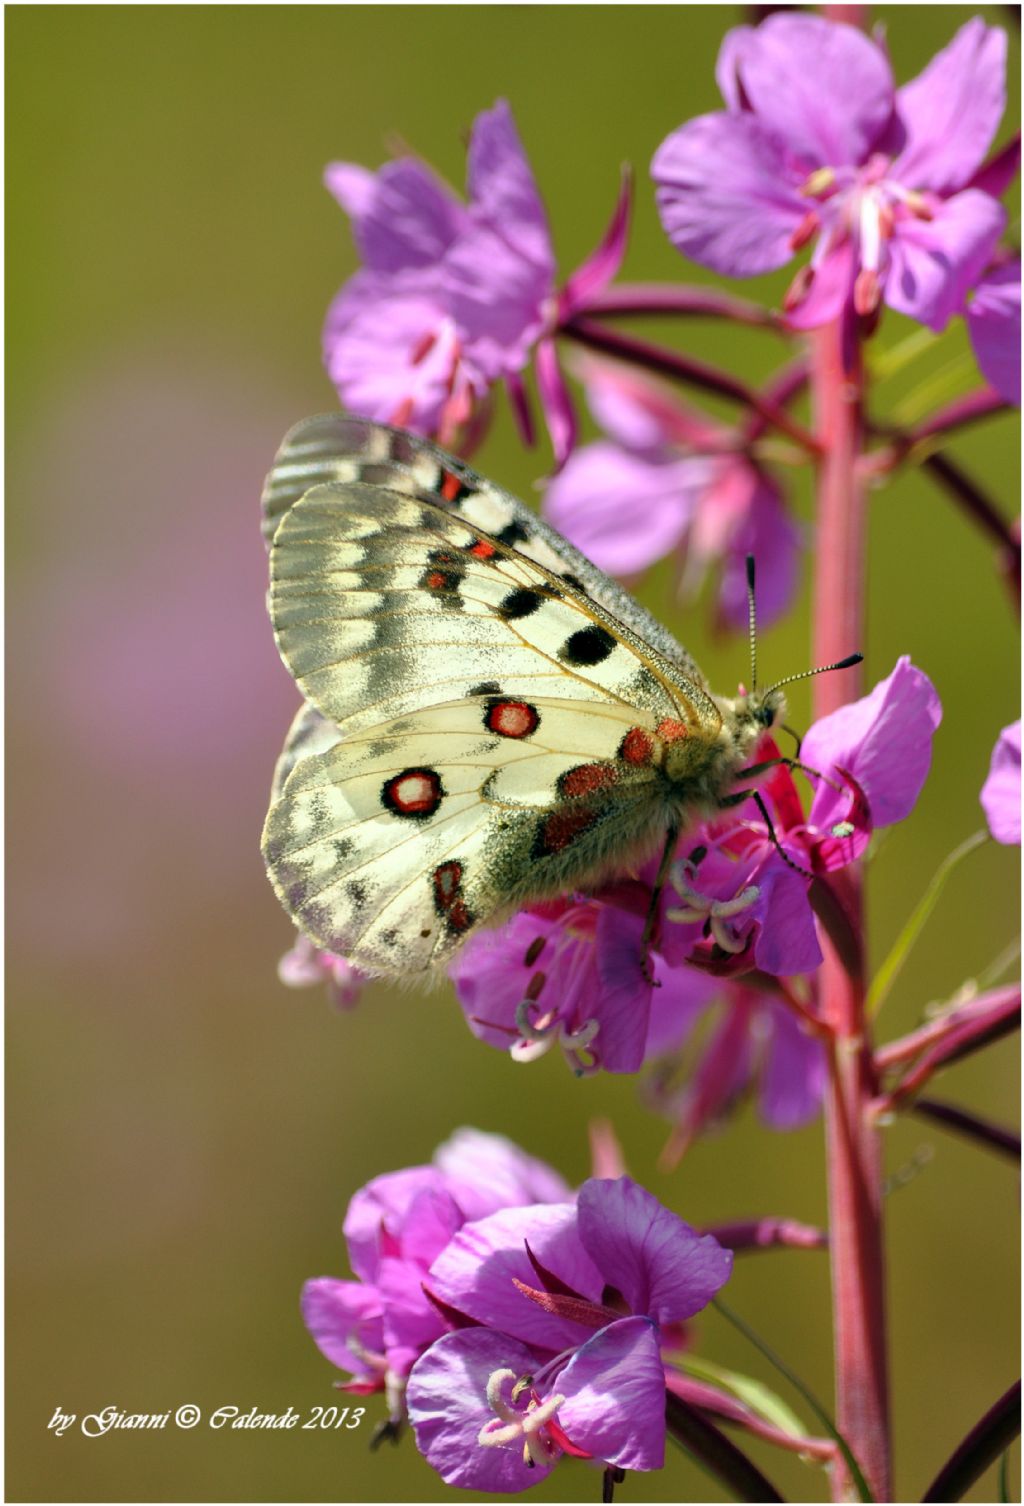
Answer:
[745, 555, 758, 692]
[762, 653, 864, 699]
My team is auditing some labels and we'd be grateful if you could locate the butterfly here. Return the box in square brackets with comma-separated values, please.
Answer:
[260, 415, 852, 978]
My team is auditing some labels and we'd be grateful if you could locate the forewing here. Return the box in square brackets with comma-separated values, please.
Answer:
[262, 697, 669, 974]
[269, 481, 721, 740]
[261, 412, 705, 682]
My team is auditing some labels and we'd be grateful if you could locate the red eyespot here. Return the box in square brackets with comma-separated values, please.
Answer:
[535, 807, 599, 855]
[485, 700, 539, 739]
[382, 768, 444, 819]
[469, 539, 496, 559]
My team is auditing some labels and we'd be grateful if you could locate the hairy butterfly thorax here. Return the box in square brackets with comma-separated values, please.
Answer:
[260, 416, 858, 977]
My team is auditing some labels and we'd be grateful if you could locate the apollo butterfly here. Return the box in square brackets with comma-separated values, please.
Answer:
[260, 415, 856, 976]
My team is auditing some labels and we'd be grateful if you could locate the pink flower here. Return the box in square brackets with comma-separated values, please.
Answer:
[652, 16, 1012, 333]
[302, 1130, 570, 1416]
[543, 360, 800, 629]
[323, 102, 629, 462]
[965, 258, 1021, 405]
[278, 932, 367, 1010]
[407, 1178, 730, 1490]
[980, 719, 1021, 844]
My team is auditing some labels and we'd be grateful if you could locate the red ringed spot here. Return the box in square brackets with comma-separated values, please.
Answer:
[535, 806, 599, 855]
[559, 763, 618, 799]
[656, 718, 690, 744]
[620, 727, 654, 765]
[469, 539, 496, 559]
[382, 767, 444, 819]
[426, 570, 447, 590]
[485, 699, 539, 739]
[433, 860, 463, 910]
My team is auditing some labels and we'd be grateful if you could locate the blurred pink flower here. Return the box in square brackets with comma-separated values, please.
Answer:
[323, 101, 629, 463]
[543, 361, 800, 629]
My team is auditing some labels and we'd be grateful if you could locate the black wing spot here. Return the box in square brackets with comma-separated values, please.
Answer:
[469, 681, 502, 697]
[496, 519, 530, 547]
[559, 625, 616, 667]
[498, 587, 543, 620]
[561, 573, 586, 592]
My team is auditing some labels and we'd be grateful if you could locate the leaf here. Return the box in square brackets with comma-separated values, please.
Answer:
[679, 1353, 810, 1443]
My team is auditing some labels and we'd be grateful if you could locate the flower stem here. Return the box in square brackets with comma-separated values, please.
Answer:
[559, 316, 821, 455]
[811, 320, 892, 1503]
[575, 281, 783, 329]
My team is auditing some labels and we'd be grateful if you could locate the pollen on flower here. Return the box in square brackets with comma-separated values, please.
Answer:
[478, 1367, 566, 1470]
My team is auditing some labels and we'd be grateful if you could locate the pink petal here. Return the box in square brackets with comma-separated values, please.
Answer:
[885, 189, 1006, 332]
[343, 1166, 451, 1282]
[543, 442, 705, 576]
[325, 158, 466, 273]
[802, 656, 943, 832]
[716, 468, 802, 630]
[966, 132, 1021, 199]
[581, 361, 723, 451]
[433, 1129, 572, 1218]
[407, 1329, 553, 1492]
[784, 240, 855, 330]
[752, 864, 823, 977]
[558, 1318, 666, 1470]
[717, 13, 895, 169]
[591, 908, 653, 1072]
[576, 1178, 732, 1324]
[428, 1204, 604, 1352]
[534, 337, 578, 470]
[980, 719, 1021, 845]
[377, 1256, 448, 1373]
[561, 168, 632, 316]
[300, 1278, 383, 1375]
[967, 260, 1021, 406]
[322, 277, 470, 433]
[466, 100, 555, 277]
[653, 111, 805, 277]
[758, 1002, 826, 1129]
[443, 221, 551, 378]
[892, 19, 1008, 193]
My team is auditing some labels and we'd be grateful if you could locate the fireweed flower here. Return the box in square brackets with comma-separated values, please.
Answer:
[652, 15, 1011, 333]
[323, 100, 629, 461]
[980, 719, 1021, 844]
[965, 258, 1022, 405]
[644, 975, 826, 1150]
[407, 1177, 731, 1490]
[278, 931, 367, 1010]
[543, 360, 800, 629]
[450, 658, 941, 1075]
[302, 1130, 570, 1416]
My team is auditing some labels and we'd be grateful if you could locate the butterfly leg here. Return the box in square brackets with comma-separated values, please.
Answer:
[640, 823, 681, 985]
[720, 787, 814, 879]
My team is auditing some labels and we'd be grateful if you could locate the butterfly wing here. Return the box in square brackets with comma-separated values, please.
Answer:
[261, 413, 705, 684]
[263, 695, 671, 973]
[262, 420, 724, 974]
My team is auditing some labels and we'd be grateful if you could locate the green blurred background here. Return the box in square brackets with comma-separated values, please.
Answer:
[7, 6, 1020, 1501]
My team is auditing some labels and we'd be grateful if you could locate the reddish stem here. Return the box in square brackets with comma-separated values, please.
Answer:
[704, 1217, 828, 1252]
[873, 994, 1021, 1114]
[559, 316, 821, 455]
[576, 282, 783, 329]
[811, 321, 892, 1502]
[665, 1370, 838, 1463]
[874, 985, 1021, 1072]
